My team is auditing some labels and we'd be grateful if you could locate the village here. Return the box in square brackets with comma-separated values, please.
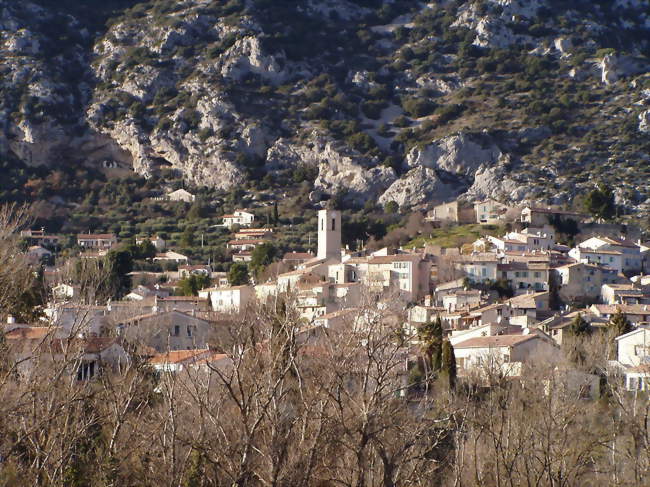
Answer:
[6, 195, 650, 396]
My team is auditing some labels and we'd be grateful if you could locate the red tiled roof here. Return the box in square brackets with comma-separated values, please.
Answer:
[149, 349, 211, 365]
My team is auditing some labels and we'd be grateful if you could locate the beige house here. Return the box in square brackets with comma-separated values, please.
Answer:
[553, 262, 620, 304]
[365, 254, 431, 301]
[427, 200, 475, 224]
[442, 290, 482, 312]
[601, 283, 650, 305]
[453, 333, 558, 377]
[118, 310, 213, 352]
[590, 304, 650, 326]
[474, 199, 513, 225]
[521, 206, 586, 227]
[497, 262, 549, 294]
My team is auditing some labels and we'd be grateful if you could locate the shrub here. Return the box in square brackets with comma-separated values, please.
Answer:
[401, 97, 436, 118]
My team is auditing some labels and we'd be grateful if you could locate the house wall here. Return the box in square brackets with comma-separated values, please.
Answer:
[122, 312, 213, 352]
[617, 329, 650, 367]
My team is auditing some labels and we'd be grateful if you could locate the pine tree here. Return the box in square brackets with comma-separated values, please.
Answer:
[440, 341, 457, 391]
[607, 308, 633, 360]
[608, 308, 633, 336]
[568, 312, 592, 336]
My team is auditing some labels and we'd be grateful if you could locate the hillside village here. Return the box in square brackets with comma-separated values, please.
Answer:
[7, 197, 650, 394]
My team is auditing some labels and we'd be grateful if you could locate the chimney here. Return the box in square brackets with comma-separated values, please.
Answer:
[6, 315, 16, 324]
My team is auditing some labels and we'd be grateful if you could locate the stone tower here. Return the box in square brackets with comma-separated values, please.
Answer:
[317, 209, 341, 261]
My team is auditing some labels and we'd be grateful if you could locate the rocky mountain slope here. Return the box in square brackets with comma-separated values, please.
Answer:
[1, 0, 649, 216]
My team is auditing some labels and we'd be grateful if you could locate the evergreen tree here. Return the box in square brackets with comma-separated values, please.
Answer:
[181, 227, 195, 247]
[568, 312, 592, 336]
[583, 183, 615, 221]
[228, 262, 250, 285]
[250, 242, 277, 279]
[440, 340, 457, 391]
[273, 200, 279, 225]
[418, 316, 443, 373]
[179, 274, 211, 296]
[607, 308, 633, 360]
[608, 308, 633, 336]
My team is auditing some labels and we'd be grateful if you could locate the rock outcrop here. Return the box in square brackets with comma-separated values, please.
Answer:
[378, 166, 459, 207]
[405, 133, 502, 178]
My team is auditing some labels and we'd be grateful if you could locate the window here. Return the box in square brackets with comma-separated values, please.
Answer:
[534, 272, 541, 278]
[187, 326, 193, 337]
[320, 218, 323, 231]
[173, 325, 180, 337]
[331, 218, 335, 231]
[77, 361, 96, 381]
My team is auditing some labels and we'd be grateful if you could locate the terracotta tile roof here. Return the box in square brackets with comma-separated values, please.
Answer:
[283, 252, 315, 260]
[454, 334, 536, 348]
[5, 326, 58, 340]
[592, 304, 650, 315]
[149, 349, 211, 365]
[316, 308, 360, 320]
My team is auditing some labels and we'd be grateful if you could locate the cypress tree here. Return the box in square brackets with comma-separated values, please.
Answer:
[441, 341, 457, 391]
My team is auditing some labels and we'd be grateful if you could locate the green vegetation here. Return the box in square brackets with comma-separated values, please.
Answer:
[228, 262, 250, 286]
[405, 224, 504, 249]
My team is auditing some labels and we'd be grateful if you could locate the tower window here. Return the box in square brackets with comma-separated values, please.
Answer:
[321, 218, 324, 231]
[331, 218, 335, 231]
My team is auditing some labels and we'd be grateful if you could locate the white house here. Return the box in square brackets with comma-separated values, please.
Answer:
[485, 226, 555, 253]
[199, 285, 254, 314]
[153, 251, 189, 264]
[453, 254, 499, 283]
[570, 236, 643, 273]
[167, 189, 196, 203]
[615, 327, 650, 391]
[26, 245, 52, 264]
[136, 235, 166, 250]
[222, 210, 255, 228]
[77, 233, 117, 249]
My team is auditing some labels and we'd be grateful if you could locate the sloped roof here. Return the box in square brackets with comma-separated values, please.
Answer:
[454, 334, 537, 349]
[149, 349, 211, 365]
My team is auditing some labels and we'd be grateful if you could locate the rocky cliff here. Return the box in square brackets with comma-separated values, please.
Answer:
[1, 0, 649, 216]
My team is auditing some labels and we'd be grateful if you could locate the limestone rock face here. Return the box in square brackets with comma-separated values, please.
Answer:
[638, 109, 650, 133]
[464, 155, 537, 202]
[378, 166, 459, 207]
[219, 36, 287, 84]
[405, 133, 502, 178]
[266, 135, 396, 205]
